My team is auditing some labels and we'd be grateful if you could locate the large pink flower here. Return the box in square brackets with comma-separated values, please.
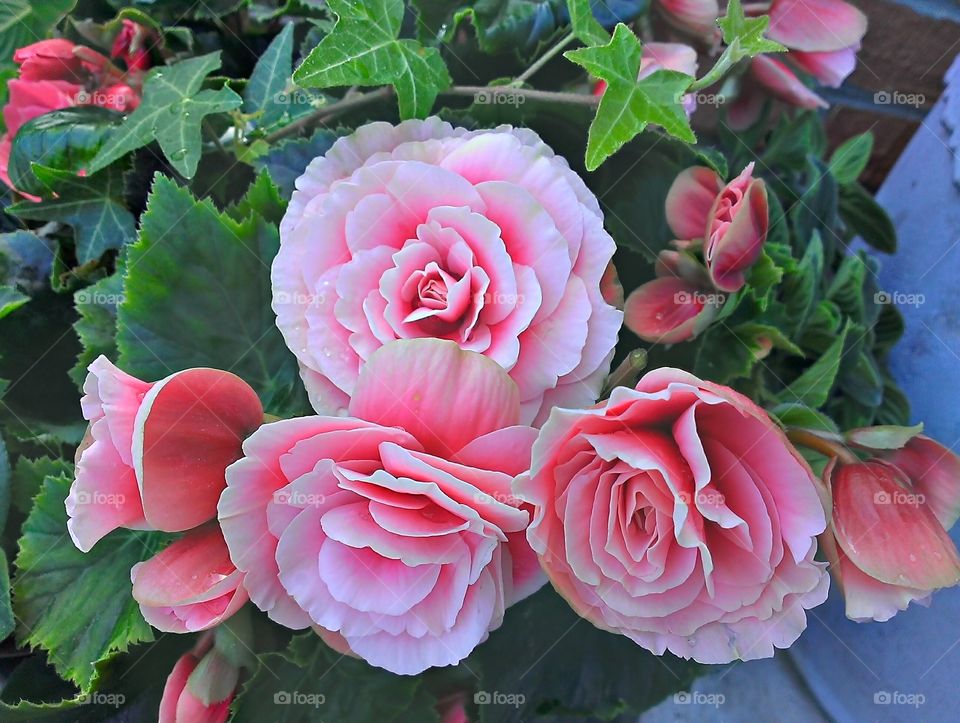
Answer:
[516, 368, 829, 663]
[272, 118, 622, 426]
[218, 339, 545, 674]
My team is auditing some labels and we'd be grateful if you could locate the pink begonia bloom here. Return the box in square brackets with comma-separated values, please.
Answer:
[132, 523, 248, 633]
[821, 435, 960, 622]
[159, 634, 236, 723]
[657, 0, 722, 43]
[0, 39, 143, 194]
[665, 163, 769, 292]
[271, 118, 622, 426]
[218, 339, 545, 674]
[516, 368, 830, 663]
[66, 356, 263, 552]
[624, 276, 719, 344]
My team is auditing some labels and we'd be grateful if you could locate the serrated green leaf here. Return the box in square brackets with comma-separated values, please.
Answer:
[0, 1, 76, 71]
[294, 0, 451, 120]
[13, 475, 166, 693]
[566, 24, 694, 170]
[87, 52, 241, 178]
[244, 23, 298, 126]
[8, 164, 135, 265]
[117, 174, 306, 416]
[231, 633, 436, 723]
[777, 321, 850, 408]
[70, 271, 124, 386]
[0, 285, 28, 318]
[567, 0, 609, 45]
[829, 132, 873, 186]
[11, 457, 72, 516]
[8, 108, 124, 197]
[226, 170, 287, 226]
[839, 182, 897, 253]
[0, 548, 13, 644]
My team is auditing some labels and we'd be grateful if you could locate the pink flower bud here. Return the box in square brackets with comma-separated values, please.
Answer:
[159, 635, 237, 723]
[66, 356, 264, 551]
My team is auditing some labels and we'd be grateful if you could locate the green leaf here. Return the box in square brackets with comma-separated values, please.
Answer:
[8, 164, 135, 265]
[846, 423, 923, 450]
[10, 457, 72, 516]
[13, 475, 165, 693]
[769, 402, 840, 434]
[231, 633, 437, 722]
[734, 322, 803, 356]
[70, 271, 124, 386]
[782, 231, 823, 336]
[254, 130, 339, 197]
[117, 175, 306, 416]
[717, 0, 785, 59]
[777, 321, 850, 408]
[226, 170, 287, 226]
[0, 432, 9, 536]
[0, 548, 13, 644]
[244, 23, 300, 127]
[0, 286, 28, 318]
[567, 0, 609, 45]
[469, 586, 703, 721]
[828, 132, 873, 186]
[87, 52, 242, 179]
[294, 0, 451, 120]
[566, 24, 694, 170]
[693, 325, 758, 384]
[8, 108, 124, 197]
[839, 182, 897, 253]
[0, 1, 76, 71]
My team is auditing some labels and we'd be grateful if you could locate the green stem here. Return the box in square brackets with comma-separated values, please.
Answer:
[786, 428, 859, 465]
[511, 33, 577, 87]
[688, 45, 740, 91]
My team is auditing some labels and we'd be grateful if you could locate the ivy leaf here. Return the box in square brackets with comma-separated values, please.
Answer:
[828, 132, 873, 186]
[293, 0, 451, 120]
[244, 23, 309, 128]
[567, 0, 609, 45]
[87, 52, 242, 179]
[117, 174, 306, 416]
[13, 475, 166, 693]
[777, 321, 851, 408]
[717, 0, 786, 61]
[8, 164, 135, 264]
[231, 633, 437, 722]
[566, 24, 694, 170]
[254, 130, 339, 197]
[0, 1, 76, 71]
[8, 107, 123, 197]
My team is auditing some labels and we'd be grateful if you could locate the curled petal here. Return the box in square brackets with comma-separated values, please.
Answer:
[883, 436, 960, 530]
[705, 176, 769, 292]
[664, 166, 723, 241]
[767, 0, 868, 53]
[751, 55, 828, 110]
[790, 47, 859, 88]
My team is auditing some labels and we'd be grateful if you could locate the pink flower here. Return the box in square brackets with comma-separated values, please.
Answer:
[600, 261, 624, 310]
[516, 368, 829, 663]
[624, 276, 719, 344]
[218, 339, 545, 674]
[66, 356, 264, 552]
[747, 55, 828, 110]
[656, 0, 722, 44]
[665, 163, 769, 292]
[131, 523, 248, 633]
[821, 435, 960, 622]
[0, 38, 143, 194]
[272, 118, 622, 426]
[159, 634, 237, 723]
[111, 19, 153, 72]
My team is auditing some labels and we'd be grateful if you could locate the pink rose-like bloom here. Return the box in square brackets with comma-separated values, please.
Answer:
[131, 523, 249, 633]
[665, 163, 768, 292]
[821, 435, 960, 622]
[0, 39, 143, 194]
[66, 356, 263, 552]
[272, 118, 622, 426]
[159, 634, 237, 723]
[516, 368, 829, 663]
[218, 339, 545, 674]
